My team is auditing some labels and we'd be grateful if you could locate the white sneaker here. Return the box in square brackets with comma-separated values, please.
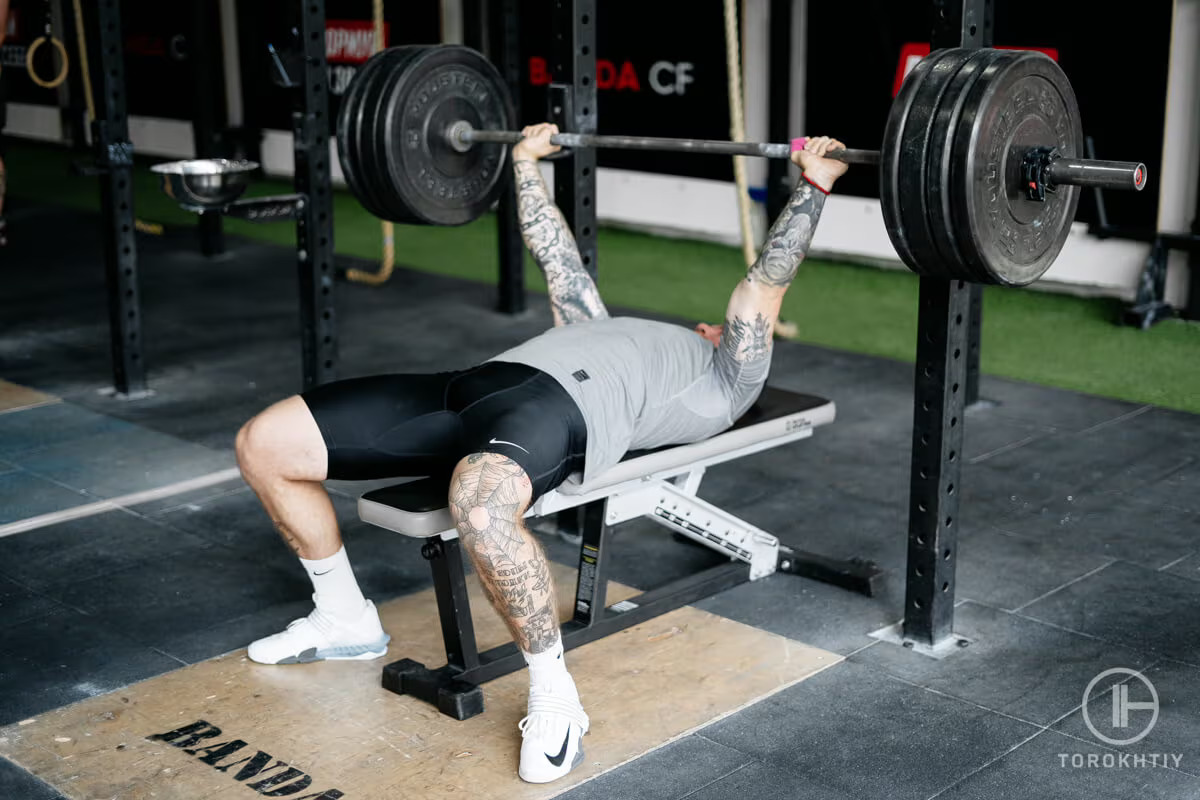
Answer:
[247, 598, 390, 665]
[518, 683, 589, 784]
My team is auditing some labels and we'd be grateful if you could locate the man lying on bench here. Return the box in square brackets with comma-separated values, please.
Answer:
[233, 125, 849, 783]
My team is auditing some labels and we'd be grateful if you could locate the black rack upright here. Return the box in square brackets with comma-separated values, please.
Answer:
[93, 0, 145, 396]
[293, 0, 339, 389]
[901, 0, 994, 647]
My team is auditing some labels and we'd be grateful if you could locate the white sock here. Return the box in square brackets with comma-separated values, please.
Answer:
[524, 640, 573, 694]
[299, 546, 367, 619]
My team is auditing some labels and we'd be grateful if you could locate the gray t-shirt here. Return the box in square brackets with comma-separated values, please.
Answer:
[489, 316, 768, 483]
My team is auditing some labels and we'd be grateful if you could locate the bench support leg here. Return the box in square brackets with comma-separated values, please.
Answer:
[572, 500, 609, 625]
[776, 547, 885, 597]
[380, 537, 486, 720]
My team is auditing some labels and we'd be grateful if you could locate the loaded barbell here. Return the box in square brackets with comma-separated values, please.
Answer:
[451, 121, 1141, 193]
[336, 44, 1148, 287]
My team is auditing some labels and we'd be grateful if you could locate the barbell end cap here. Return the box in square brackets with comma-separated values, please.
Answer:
[445, 120, 475, 154]
[1133, 163, 1147, 191]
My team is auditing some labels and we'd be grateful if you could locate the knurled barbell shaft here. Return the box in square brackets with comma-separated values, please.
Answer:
[456, 126, 882, 165]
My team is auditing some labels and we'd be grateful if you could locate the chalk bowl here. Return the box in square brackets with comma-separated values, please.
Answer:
[151, 159, 259, 212]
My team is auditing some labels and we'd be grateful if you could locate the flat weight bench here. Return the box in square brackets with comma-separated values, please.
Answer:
[358, 386, 883, 719]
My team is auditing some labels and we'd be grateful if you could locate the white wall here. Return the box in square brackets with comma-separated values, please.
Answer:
[5, 102, 62, 142]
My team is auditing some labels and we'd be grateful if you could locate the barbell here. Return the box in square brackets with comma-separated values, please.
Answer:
[335, 44, 1148, 286]
[450, 122, 1141, 193]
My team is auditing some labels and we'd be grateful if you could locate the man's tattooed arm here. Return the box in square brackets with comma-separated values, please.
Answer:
[717, 180, 827, 373]
[746, 180, 826, 290]
[514, 159, 610, 326]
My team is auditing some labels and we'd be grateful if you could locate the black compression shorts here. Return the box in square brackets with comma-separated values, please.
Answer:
[300, 361, 587, 502]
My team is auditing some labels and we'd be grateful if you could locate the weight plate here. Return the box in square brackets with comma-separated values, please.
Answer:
[335, 53, 368, 203]
[336, 48, 391, 219]
[881, 49, 976, 279]
[359, 48, 421, 221]
[880, 52, 935, 275]
[381, 44, 514, 226]
[924, 48, 1012, 284]
[950, 50, 1083, 286]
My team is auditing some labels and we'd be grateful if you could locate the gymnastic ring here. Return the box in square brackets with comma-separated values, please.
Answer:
[26, 35, 70, 89]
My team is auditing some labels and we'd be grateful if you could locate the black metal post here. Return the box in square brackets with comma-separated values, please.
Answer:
[571, 501, 609, 625]
[1185, 138, 1200, 321]
[903, 279, 971, 645]
[231, 2, 265, 164]
[546, 0, 597, 537]
[1189, 196, 1200, 321]
[93, 0, 146, 396]
[491, 0, 526, 314]
[931, 0, 992, 47]
[766, 0, 793, 223]
[902, 0, 991, 647]
[549, 0, 598, 279]
[428, 539, 480, 671]
[462, 0, 484, 51]
[57, 0, 88, 148]
[189, 0, 227, 257]
[964, 283, 983, 404]
[962, 0, 991, 404]
[294, 0, 338, 389]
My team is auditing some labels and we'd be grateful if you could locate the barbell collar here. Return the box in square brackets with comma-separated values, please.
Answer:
[452, 122, 881, 165]
[1046, 157, 1147, 192]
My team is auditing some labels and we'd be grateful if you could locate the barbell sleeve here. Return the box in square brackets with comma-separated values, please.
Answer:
[453, 123, 882, 165]
[1046, 158, 1147, 192]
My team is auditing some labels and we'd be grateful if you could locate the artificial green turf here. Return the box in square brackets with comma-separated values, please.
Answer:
[8, 140, 1199, 413]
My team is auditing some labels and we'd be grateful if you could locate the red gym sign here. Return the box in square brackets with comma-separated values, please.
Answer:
[325, 19, 390, 64]
[893, 42, 1060, 96]
[527, 56, 696, 96]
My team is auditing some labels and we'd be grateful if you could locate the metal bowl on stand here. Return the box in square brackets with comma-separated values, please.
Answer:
[150, 159, 260, 212]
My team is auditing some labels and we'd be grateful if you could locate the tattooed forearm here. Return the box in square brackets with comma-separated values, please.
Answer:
[514, 160, 610, 326]
[450, 453, 560, 653]
[747, 180, 826, 289]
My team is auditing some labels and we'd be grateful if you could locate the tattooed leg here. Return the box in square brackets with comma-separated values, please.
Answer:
[449, 452, 561, 654]
[513, 159, 609, 326]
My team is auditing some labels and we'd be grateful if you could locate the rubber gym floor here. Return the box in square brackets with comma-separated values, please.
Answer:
[2, 198, 1199, 797]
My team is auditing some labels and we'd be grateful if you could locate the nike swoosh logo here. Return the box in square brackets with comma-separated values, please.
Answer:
[489, 437, 530, 454]
[312, 569, 334, 576]
[545, 730, 571, 767]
